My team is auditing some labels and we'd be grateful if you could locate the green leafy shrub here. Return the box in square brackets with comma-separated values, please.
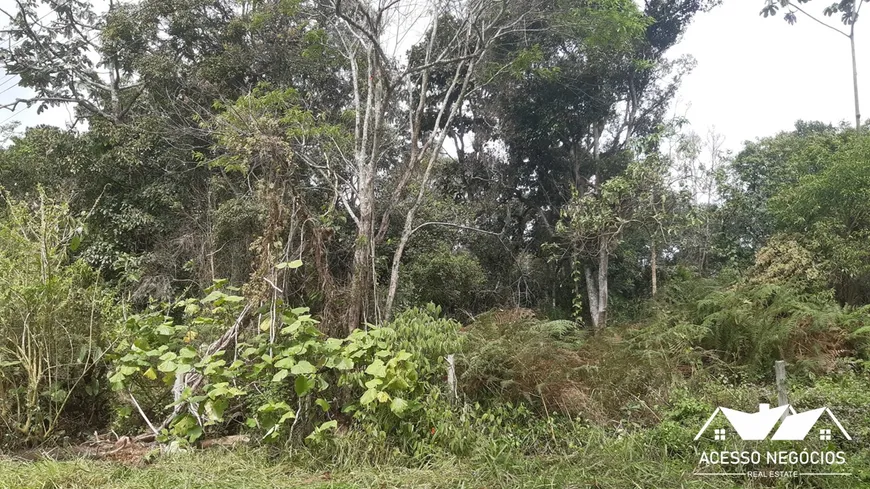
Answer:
[109, 293, 463, 452]
[769, 132, 870, 304]
[458, 308, 681, 426]
[691, 283, 867, 376]
[401, 247, 487, 318]
[385, 304, 463, 379]
[338, 304, 464, 455]
[749, 234, 826, 291]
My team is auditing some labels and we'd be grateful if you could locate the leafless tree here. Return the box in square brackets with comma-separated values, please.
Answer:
[330, 0, 536, 330]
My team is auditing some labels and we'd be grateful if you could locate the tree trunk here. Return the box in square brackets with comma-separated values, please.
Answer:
[584, 265, 599, 329]
[382, 56, 478, 322]
[651, 239, 657, 297]
[850, 24, 861, 129]
[347, 176, 373, 334]
[346, 50, 384, 334]
[596, 238, 608, 330]
[383, 222, 410, 322]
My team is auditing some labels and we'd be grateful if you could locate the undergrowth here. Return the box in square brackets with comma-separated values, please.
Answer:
[4, 272, 870, 488]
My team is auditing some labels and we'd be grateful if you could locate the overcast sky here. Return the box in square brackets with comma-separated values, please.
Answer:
[1, 1, 866, 153]
[668, 1, 867, 152]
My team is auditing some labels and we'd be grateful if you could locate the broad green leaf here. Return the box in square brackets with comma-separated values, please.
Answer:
[360, 388, 377, 405]
[187, 425, 203, 443]
[276, 259, 303, 270]
[335, 357, 354, 370]
[202, 291, 224, 302]
[290, 360, 316, 375]
[278, 410, 296, 424]
[274, 357, 295, 369]
[179, 347, 197, 359]
[295, 375, 313, 396]
[156, 324, 175, 336]
[318, 420, 338, 431]
[384, 376, 410, 391]
[109, 371, 126, 385]
[258, 401, 291, 413]
[390, 397, 408, 415]
[365, 359, 387, 378]
[157, 360, 177, 373]
[259, 318, 272, 332]
[272, 369, 290, 382]
[205, 399, 228, 422]
[158, 351, 177, 362]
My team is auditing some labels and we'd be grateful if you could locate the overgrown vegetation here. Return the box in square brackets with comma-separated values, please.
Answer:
[0, 0, 869, 486]
[0, 192, 117, 446]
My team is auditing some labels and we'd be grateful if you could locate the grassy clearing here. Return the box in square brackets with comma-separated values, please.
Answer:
[3, 429, 870, 489]
[0, 446, 719, 489]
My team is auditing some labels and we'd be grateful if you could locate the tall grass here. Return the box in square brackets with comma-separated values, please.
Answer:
[0, 192, 117, 447]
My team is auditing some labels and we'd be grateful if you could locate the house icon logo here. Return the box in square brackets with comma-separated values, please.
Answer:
[695, 403, 851, 441]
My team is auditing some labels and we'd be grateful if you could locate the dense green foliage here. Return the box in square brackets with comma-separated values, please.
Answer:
[1, 0, 870, 486]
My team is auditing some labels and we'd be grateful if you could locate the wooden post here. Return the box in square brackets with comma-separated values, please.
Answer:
[775, 360, 789, 420]
[446, 354, 457, 402]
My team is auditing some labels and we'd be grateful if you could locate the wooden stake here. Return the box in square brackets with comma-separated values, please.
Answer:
[446, 354, 457, 402]
[775, 360, 789, 420]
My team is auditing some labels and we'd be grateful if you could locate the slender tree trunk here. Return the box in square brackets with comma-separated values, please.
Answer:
[584, 265, 599, 329]
[584, 124, 609, 331]
[346, 49, 384, 334]
[582, 239, 610, 331]
[348, 165, 374, 333]
[596, 238, 608, 330]
[384, 224, 410, 321]
[583, 248, 609, 331]
[382, 53, 478, 321]
[651, 239, 658, 297]
[850, 23, 861, 129]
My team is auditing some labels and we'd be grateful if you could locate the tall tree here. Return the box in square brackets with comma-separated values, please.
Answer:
[456, 0, 716, 327]
[761, 0, 867, 129]
[0, 0, 145, 123]
[330, 0, 534, 330]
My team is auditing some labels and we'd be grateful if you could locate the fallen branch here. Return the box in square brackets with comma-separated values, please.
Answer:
[129, 392, 159, 437]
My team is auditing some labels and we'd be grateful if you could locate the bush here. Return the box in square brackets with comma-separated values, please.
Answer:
[692, 283, 867, 377]
[0, 192, 117, 447]
[402, 247, 487, 318]
[109, 295, 464, 454]
[458, 309, 589, 415]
